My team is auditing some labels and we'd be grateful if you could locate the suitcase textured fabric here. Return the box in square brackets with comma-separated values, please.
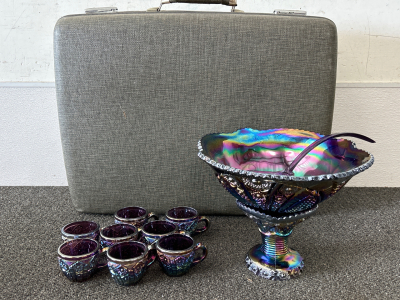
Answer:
[54, 7, 337, 214]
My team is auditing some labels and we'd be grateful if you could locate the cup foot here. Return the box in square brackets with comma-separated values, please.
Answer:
[245, 244, 304, 280]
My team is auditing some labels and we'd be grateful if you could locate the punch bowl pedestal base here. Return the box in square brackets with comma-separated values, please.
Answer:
[238, 200, 318, 280]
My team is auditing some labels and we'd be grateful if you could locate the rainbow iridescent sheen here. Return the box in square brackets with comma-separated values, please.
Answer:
[157, 250, 196, 277]
[201, 128, 371, 177]
[166, 207, 210, 235]
[156, 234, 208, 277]
[106, 241, 155, 286]
[100, 224, 139, 248]
[199, 128, 375, 280]
[108, 261, 147, 286]
[61, 221, 100, 241]
[199, 128, 374, 214]
[114, 207, 158, 228]
[245, 219, 305, 280]
[57, 239, 105, 282]
[141, 221, 178, 246]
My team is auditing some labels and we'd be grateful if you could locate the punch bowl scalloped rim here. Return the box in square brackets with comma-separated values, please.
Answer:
[197, 128, 374, 182]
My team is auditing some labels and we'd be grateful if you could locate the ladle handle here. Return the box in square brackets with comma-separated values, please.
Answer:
[282, 132, 375, 176]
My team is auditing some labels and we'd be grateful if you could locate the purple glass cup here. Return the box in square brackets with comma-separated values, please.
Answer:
[61, 221, 100, 241]
[156, 233, 208, 277]
[107, 241, 156, 286]
[100, 224, 139, 248]
[141, 220, 179, 246]
[165, 207, 210, 235]
[58, 239, 108, 282]
[114, 206, 158, 228]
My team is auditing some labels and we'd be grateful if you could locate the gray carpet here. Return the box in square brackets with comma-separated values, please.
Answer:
[0, 187, 399, 300]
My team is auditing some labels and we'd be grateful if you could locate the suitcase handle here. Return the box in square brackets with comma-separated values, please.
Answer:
[169, 0, 236, 5]
[157, 0, 238, 12]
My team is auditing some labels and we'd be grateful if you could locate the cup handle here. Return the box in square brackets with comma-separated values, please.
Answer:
[146, 246, 157, 267]
[147, 212, 159, 222]
[191, 243, 208, 267]
[97, 247, 109, 269]
[137, 230, 146, 243]
[193, 216, 210, 234]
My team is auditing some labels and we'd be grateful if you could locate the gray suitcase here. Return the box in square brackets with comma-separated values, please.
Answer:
[54, 2, 337, 214]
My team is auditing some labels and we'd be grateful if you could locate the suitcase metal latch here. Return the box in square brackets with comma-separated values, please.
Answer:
[85, 7, 118, 14]
[273, 9, 307, 16]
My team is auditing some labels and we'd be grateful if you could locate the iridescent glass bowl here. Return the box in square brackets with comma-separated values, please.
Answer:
[198, 128, 374, 280]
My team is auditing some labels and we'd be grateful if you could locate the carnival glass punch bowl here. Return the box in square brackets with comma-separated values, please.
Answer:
[198, 128, 374, 280]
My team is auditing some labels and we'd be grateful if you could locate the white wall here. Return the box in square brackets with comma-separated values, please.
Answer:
[0, 86, 67, 185]
[1, 0, 399, 186]
[2, 0, 400, 82]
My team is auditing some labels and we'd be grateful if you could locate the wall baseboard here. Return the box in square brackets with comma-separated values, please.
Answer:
[2, 82, 400, 88]
[336, 82, 400, 88]
[0, 82, 56, 88]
